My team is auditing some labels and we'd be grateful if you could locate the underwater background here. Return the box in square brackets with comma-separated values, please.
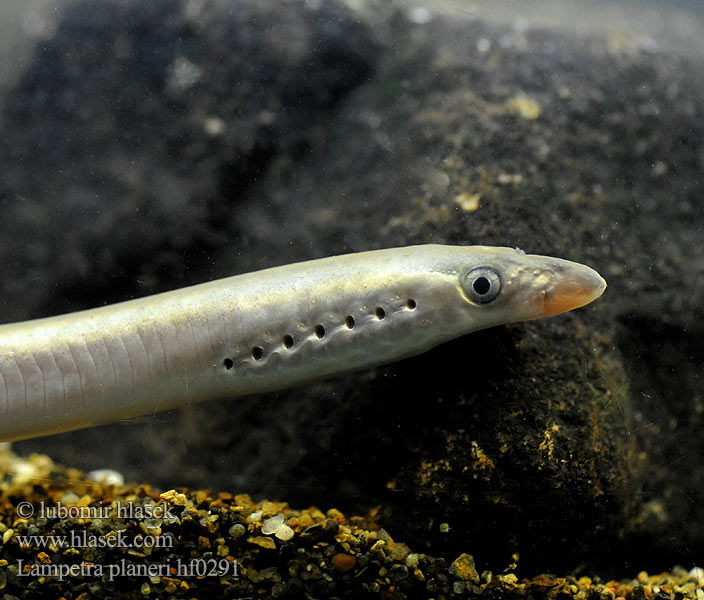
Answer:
[1, 0, 704, 597]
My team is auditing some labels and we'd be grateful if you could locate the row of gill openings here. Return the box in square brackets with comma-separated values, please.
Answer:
[222, 298, 417, 370]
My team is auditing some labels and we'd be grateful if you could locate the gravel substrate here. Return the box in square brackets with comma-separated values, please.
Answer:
[1, 447, 702, 599]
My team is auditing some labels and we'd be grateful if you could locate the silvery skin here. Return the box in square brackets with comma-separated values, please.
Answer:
[0, 245, 606, 442]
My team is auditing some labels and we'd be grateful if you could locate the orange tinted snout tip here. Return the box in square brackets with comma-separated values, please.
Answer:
[541, 265, 607, 317]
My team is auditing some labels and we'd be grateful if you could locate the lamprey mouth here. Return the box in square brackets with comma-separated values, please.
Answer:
[540, 263, 607, 317]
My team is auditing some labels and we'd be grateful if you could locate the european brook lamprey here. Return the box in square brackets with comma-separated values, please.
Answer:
[0, 245, 606, 442]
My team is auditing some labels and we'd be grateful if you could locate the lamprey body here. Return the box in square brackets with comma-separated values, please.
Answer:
[0, 245, 606, 441]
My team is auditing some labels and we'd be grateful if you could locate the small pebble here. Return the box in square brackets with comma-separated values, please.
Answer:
[87, 469, 125, 486]
[61, 491, 80, 505]
[248, 536, 277, 550]
[332, 553, 356, 573]
[275, 525, 294, 541]
[248, 510, 263, 523]
[229, 524, 246, 539]
[449, 553, 480, 583]
[262, 514, 285, 535]
[406, 553, 420, 569]
[160, 490, 188, 506]
[390, 564, 409, 582]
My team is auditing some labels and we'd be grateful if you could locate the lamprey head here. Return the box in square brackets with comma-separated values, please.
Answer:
[453, 246, 606, 330]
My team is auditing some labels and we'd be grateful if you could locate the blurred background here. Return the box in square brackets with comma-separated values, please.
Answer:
[2, 0, 704, 575]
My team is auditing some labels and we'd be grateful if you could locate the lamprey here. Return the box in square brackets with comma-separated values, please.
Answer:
[0, 245, 606, 441]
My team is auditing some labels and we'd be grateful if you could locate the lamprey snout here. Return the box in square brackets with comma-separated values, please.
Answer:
[538, 260, 606, 318]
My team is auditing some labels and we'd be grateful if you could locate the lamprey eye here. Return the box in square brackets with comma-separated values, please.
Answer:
[463, 266, 502, 304]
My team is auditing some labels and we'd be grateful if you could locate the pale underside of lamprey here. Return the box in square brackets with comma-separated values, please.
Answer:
[0, 245, 606, 442]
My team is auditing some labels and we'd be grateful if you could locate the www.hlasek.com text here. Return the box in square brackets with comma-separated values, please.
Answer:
[17, 529, 172, 550]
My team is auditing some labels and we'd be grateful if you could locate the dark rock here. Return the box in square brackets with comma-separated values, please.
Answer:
[0, 0, 376, 321]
